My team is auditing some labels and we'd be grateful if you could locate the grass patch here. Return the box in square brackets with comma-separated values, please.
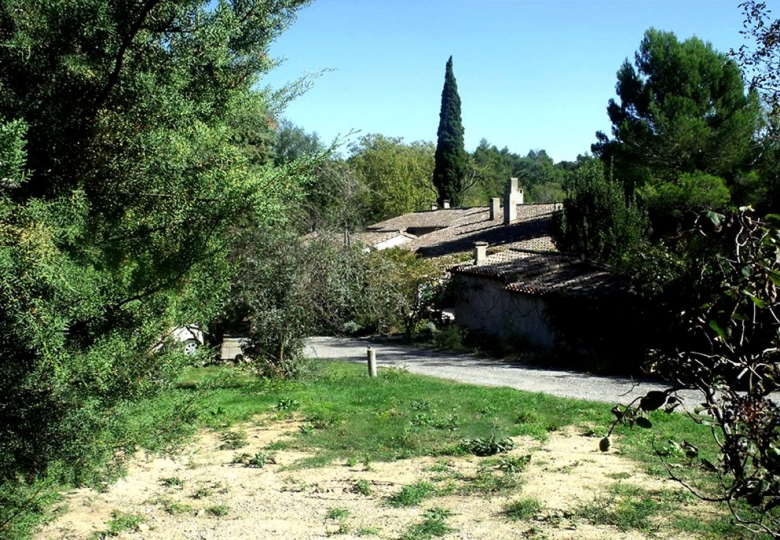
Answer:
[574, 483, 688, 533]
[325, 507, 351, 535]
[504, 497, 542, 520]
[387, 482, 436, 507]
[205, 504, 229, 517]
[351, 479, 373, 496]
[159, 476, 184, 488]
[16, 360, 753, 538]
[90, 510, 145, 538]
[218, 429, 248, 450]
[400, 507, 454, 540]
[174, 361, 630, 465]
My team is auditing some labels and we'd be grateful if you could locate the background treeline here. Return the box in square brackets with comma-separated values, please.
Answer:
[273, 122, 582, 233]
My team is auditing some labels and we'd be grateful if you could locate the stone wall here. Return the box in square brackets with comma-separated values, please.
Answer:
[452, 273, 555, 348]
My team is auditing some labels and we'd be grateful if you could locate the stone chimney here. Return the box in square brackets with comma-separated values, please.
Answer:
[443, 199, 451, 209]
[474, 241, 488, 266]
[431, 204, 438, 210]
[503, 177, 518, 225]
[489, 198, 500, 221]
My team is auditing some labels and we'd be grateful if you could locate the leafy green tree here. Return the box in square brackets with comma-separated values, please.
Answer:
[592, 29, 761, 234]
[348, 134, 436, 222]
[274, 118, 324, 166]
[433, 56, 467, 207]
[363, 249, 450, 341]
[553, 159, 648, 262]
[0, 0, 310, 534]
[468, 140, 569, 205]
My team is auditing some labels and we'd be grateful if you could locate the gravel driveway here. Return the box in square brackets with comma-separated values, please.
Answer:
[304, 336, 702, 409]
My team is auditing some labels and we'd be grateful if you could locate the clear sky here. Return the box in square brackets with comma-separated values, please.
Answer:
[262, 0, 766, 162]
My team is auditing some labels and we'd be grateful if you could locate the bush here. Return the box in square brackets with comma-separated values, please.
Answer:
[553, 160, 648, 263]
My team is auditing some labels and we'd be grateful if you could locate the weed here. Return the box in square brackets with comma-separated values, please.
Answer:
[425, 507, 452, 519]
[462, 469, 520, 495]
[282, 477, 307, 492]
[307, 413, 338, 429]
[427, 459, 454, 473]
[249, 452, 272, 467]
[504, 498, 542, 520]
[218, 430, 248, 450]
[409, 399, 432, 411]
[163, 500, 192, 515]
[497, 454, 531, 474]
[192, 486, 211, 499]
[149, 496, 193, 515]
[345, 457, 358, 467]
[325, 507, 350, 535]
[299, 423, 315, 435]
[326, 507, 350, 520]
[411, 413, 459, 431]
[351, 479, 373, 496]
[480, 404, 498, 415]
[159, 476, 184, 488]
[265, 439, 292, 451]
[92, 511, 145, 537]
[460, 435, 515, 456]
[191, 482, 226, 499]
[356, 526, 380, 536]
[274, 398, 300, 411]
[515, 411, 538, 424]
[233, 452, 273, 467]
[206, 504, 229, 517]
[387, 482, 436, 507]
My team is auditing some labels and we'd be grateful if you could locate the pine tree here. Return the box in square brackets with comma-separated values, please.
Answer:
[433, 56, 467, 207]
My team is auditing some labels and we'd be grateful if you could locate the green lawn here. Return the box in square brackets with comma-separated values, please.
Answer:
[14, 359, 766, 539]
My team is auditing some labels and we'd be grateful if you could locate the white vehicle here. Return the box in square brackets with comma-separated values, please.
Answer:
[153, 325, 206, 355]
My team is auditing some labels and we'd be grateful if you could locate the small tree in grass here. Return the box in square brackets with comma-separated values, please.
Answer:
[363, 249, 448, 341]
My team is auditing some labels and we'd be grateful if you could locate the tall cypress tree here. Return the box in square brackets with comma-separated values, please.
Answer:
[433, 56, 467, 207]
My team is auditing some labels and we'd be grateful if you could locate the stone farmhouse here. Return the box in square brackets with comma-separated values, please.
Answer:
[354, 178, 622, 350]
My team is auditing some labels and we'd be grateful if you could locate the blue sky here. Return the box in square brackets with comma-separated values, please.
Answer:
[263, 0, 762, 162]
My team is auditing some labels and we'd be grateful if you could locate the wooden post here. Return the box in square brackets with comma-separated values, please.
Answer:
[367, 347, 377, 377]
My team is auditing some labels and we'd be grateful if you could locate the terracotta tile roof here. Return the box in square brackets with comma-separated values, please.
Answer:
[451, 249, 623, 297]
[366, 203, 561, 257]
[350, 230, 416, 247]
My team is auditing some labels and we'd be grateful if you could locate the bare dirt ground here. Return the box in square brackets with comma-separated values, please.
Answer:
[36, 417, 719, 540]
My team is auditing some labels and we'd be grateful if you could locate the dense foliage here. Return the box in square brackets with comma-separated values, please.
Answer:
[468, 141, 572, 205]
[0, 0, 309, 535]
[433, 56, 468, 207]
[348, 134, 436, 222]
[552, 160, 648, 262]
[593, 29, 761, 237]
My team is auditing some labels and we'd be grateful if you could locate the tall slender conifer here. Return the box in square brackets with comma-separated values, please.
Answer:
[433, 56, 467, 206]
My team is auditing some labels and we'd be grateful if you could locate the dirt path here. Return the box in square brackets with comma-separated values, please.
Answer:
[37, 417, 714, 540]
